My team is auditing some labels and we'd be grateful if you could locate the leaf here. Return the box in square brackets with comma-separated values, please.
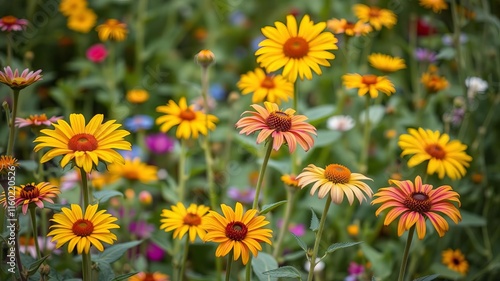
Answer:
[93, 190, 123, 203]
[260, 200, 287, 215]
[262, 266, 302, 279]
[27, 255, 49, 276]
[413, 274, 440, 281]
[457, 210, 487, 227]
[310, 208, 319, 231]
[360, 244, 392, 279]
[252, 252, 278, 281]
[94, 240, 143, 264]
[112, 272, 139, 281]
[359, 105, 385, 126]
[313, 130, 342, 147]
[325, 241, 363, 254]
[17, 160, 37, 171]
[435, 47, 456, 60]
[303, 105, 335, 125]
[429, 263, 463, 280]
[43, 202, 67, 212]
[97, 262, 115, 281]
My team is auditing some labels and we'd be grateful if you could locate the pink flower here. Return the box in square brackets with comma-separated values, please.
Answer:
[15, 114, 63, 128]
[0, 16, 28, 32]
[86, 44, 108, 63]
[0, 66, 42, 90]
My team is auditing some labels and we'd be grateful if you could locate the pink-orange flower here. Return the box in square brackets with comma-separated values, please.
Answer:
[235, 102, 316, 152]
[0, 66, 42, 90]
[0, 16, 28, 32]
[15, 114, 63, 128]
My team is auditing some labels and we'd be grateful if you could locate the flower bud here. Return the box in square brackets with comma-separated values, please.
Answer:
[195, 49, 215, 67]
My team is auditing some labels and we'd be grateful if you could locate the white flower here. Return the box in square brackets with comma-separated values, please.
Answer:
[304, 258, 325, 273]
[326, 115, 355, 132]
[465, 77, 488, 94]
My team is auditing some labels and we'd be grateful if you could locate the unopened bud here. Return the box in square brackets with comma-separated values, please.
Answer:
[195, 49, 215, 68]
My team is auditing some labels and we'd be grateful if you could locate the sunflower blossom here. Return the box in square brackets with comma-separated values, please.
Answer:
[368, 53, 406, 73]
[156, 97, 218, 139]
[33, 114, 132, 173]
[442, 249, 469, 275]
[235, 102, 316, 152]
[159, 202, 210, 243]
[297, 164, 373, 205]
[256, 14, 338, 82]
[237, 68, 294, 104]
[398, 128, 472, 180]
[342, 73, 395, 98]
[204, 202, 273, 265]
[353, 4, 397, 30]
[47, 204, 119, 254]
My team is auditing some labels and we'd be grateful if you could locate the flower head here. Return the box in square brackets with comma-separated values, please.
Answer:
[419, 0, 448, 13]
[342, 73, 395, 98]
[415, 48, 437, 63]
[326, 115, 355, 132]
[95, 19, 128, 41]
[465, 76, 488, 99]
[67, 8, 97, 33]
[368, 53, 406, 73]
[145, 133, 175, 154]
[126, 89, 149, 104]
[297, 164, 373, 205]
[155, 97, 218, 139]
[107, 157, 158, 183]
[227, 187, 256, 204]
[204, 202, 273, 265]
[398, 128, 472, 180]
[0, 66, 42, 90]
[255, 14, 338, 82]
[353, 4, 397, 30]
[47, 204, 119, 254]
[159, 202, 210, 243]
[59, 0, 87, 17]
[236, 102, 317, 152]
[421, 65, 448, 93]
[0, 155, 18, 174]
[442, 249, 469, 275]
[372, 176, 461, 239]
[124, 115, 154, 132]
[195, 49, 215, 68]
[129, 272, 170, 281]
[0, 16, 28, 32]
[86, 44, 108, 63]
[15, 114, 63, 128]
[237, 68, 294, 104]
[34, 114, 132, 173]
[13, 182, 60, 214]
[326, 18, 372, 36]
[129, 221, 155, 239]
[281, 174, 299, 188]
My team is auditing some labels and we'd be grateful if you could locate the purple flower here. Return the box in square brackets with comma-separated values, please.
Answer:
[348, 262, 365, 275]
[147, 243, 166, 261]
[124, 115, 154, 132]
[415, 48, 437, 63]
[129, 221, 155, 239]
[145, 133, 175, 154]
[451, 108, 465, 127]
[227, 186, 255, 204]
[277, 219, 306, 237]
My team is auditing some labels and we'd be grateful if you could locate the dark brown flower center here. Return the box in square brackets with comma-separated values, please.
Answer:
[324, 164, 351, 184]
[403, 192, 431, 213]
[425, 144, 446, 159]
[183, 213, 202, 226]
[283, 37, 309, 59]
[260, 76, 275, 89]
[452, 257, 461, 265]
[72, 219, 94, 237]
[225, 221, 248, 241]
[362, 74, 378, 85]
[20, 184, 39, 199]
[266, 111, 292, 132]
[68, 133, 98, 151]
[179, 109, 196, 121]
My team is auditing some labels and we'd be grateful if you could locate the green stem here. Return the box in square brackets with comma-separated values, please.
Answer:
[398, 225, 415, 281]
[225, 254, 233, 281]
[29, 207, 41, 259]
[272, 187, 295, 258]
[291, 80, 300, 175]
[179, 238, 190, 281]
[307, 199, 332, 281]
[6, 90, 20, 156]
[135, 0, 148, 80]
[6, 33, 12, 66]
[178, 139, 187, 202]
[79, 168, 92, 281]
[252, 141, 273, 210]
[359, 96, 371, 174]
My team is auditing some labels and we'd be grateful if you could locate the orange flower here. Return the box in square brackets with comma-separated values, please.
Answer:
[353, 4, 397, 30]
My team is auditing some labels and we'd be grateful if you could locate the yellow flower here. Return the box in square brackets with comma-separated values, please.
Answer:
[398, 128, 472, 180]
[342, 73, 395, 98]
[297, 164, 373, 205]
[14, 182, 60, 214]
[204, 202, 272, 265]
[95, 19, 128, 41]
[353, 4, 397, 30]
[48, 204, 119, 254]
[347, 224, 359, 236]
[107, 157, 158, 183]
[420, 0, 448, 13]
[255, 14, 338, 82]
[326, 18, 372, 36]
[237, 68, 294, 104]
[155, 97, 218, 139]
[281, 174, 299, 188]
[195, 49, 216, 67]
[34, 114, 131, 173]
[159, 202, 210, 243]
[129, 272, 170, 281]
[368, 53, 406, 73]
[59, 0, 87, 17]
[442, 249, 469, 275]
[421, 66, 448, 93]
[126, 89, 149, 104]
[67, 8, 97, 33]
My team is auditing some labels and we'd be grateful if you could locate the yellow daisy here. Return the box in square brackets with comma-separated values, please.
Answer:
[155, 97, 218, 139]
[107, 157, 158, 183]
[33, 114, 132, 173]
[126, 89, 149, 104]
[59, 0, 87, 17]
[95, 19, 128, 41]
[421, 65, 448, 93]
[255, 14, 338, 82]
[326, 18, 372, 36]
[419, 0, 448, 13]
[159, 202, 210, 243]
[204, 202, 272, 265]
[353, 4, 397, 30]
[281, 174, 299, 188]
[67, 8, 97, 33]
[442, 249, 469, 275]
[47, 204, 119, 254]
[368, 53, 406, 73]
[297, 164, 373, 205]
[398, 128, 472, 180]
[342, 73, 395, 98]
[237, 68, 294, 104]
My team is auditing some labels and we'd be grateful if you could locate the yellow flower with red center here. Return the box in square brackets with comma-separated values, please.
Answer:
[353, 4, 397, 30]
[421, 65, 449, 93]
[326, 18, 372, 36]
[342, 73, 395, 98]
[107, 157, 158, 183]
[159, 202, 210, 242]
[255, 14, 338, 82]
[442, 249, 469, 275]
[67, 8, 97, 33]
[368, 53, 406, 73]
[204, 202, 273, 265]
[419, 0, 448, 13]
[235, 102, 317, 152]
[372, 176, 461, 239]
[95, 19, 128, 41]
[237, 68, 294, 104]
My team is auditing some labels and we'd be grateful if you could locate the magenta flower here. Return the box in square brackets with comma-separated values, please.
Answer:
[0, 16, 28, 32]
[86, 43, 108, 63]
[227, 186, 256, 204]
[0, 66, 42, 90]
[277, 219, 306, 236]
[15, 114, 63, 128]
[145, 133, 175, 154]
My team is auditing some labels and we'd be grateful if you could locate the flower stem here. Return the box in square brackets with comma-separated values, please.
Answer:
[359, 96, 371, 174]
[272, 187, 295, 258]
[79, 168, 92, 281]
[307, 199, 331, 281]
[178, 237, 190, 281]
[135, 0, 148, 79]
[225, 254, 233, 281]
[6, 90, 20, 156]
[398, 225, 415, 281]
[252, 141, 273, 210]
[29, 207, 41, 259]
[178, 139, 187, 202]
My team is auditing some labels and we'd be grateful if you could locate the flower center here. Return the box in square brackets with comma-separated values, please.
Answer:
[324, 164, 351, 184]
[345, 22, 355, 30]
[362, 74, 378, 85]
[20, 184, 39, 199]
[183, 213, 202, 226]
[68, 133, 98, 152]
[12, 77, 26, 85]
[403, 192, 431, 213]
[452, 257, 461, 265]
[369, 8, 381, 18]
[105, 19, 121, 28]
[225, 221, 248, 241]
[425, 144, 446, 159]
[266, 111, 292, 132]
[30, 114, 48, 122]
[283, 37, 309, 59]
[72, 219, 94, 237]
[260, 76, 275, 89]
[179, 109, 196, 121]
[143, 273, 156, 281]
[2, 16, 17, 25]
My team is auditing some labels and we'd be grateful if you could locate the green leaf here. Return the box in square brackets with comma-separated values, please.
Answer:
[17, 160, 37, 171]
[436, 47, 456, 60]
[413, 274, 440, 281]
[112, 272, 139, 281]
[325, 241, 363, 254]
[233, 133, 260, 156]
[313, 130, 342, 147]
[262, 266, 302, 279]
[429, 263, 462, 280]
[291, 232, 308, 253]
[94, 240, 143, 264]
[43, 202, 67, 212]
[93, 190, 123, 203]
[96, 262, 115, 281]
[27, 255, 49, 276]
[252, 252, 278, 281]
[359, 105, 385, 126]
[303, 105, 335, 125]
[310, 208, 319, 231]
[360, 244, 392, 279]
[457, 210, 487, 227]
[260, 200, 287, 215]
